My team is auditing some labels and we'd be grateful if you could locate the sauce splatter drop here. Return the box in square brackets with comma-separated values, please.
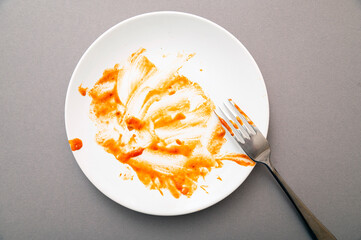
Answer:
[78, 84, 87, 96]
[69, 138, 83, 151]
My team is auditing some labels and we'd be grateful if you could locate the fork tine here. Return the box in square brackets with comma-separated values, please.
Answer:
[222, 103, 251, 139]
[227, 99, 256, 135]
[214, 109, 245, 144]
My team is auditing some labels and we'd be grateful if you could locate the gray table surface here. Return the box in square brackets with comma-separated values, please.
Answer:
[1, 0, 361, 239]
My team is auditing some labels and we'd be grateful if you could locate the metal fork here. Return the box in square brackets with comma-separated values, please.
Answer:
[218, 99, 336, 240]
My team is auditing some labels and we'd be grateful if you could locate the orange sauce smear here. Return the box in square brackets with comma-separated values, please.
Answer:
[200, 185, 208, 194]
[229, 119, 239, 129]
[217, 153, 255, 167]
[217, 176, 222, 181]
[229, 99, 254, 125]
[216, 115, 234, 136]
[69, 138, 83, 151]
[88, 49, 254, 198]
[236, 116, 243, 125]
[78, 84, 87, 96]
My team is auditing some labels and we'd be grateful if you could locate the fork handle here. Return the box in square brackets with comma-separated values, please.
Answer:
[265, 164, 336, 240]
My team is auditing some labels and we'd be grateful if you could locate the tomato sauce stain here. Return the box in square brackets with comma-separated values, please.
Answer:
[229, 99, 254, 125]
[87, 49, 254, 198]
[69, 138, 83, 151]
[78, 84, 87, 96]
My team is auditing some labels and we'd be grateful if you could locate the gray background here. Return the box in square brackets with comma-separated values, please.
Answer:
[1, 0, 360, 239]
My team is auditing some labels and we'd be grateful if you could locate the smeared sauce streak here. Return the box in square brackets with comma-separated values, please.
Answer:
[229, 119, 239, 129]
[78, 84, 87, 96]
[217, 176, 222, 181]
[229, 99, 253, 125]
[200, 185, 208, 194]
[217, 153, 255, 167]
[89, 49, 253, 198]
[216, 115, 234, 136]
[69, 138, 83, 151]
[236, 116, 243, 125]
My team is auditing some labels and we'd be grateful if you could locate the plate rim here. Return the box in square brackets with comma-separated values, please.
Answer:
[65, 11, 269, 216]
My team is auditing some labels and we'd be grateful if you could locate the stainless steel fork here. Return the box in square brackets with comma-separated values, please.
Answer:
[218, 99, 336, 240]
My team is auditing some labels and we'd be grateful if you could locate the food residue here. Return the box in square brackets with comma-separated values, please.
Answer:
[119, 166, 134, 180]
[216, 114, 234, 136]
[200, 69, 203, 72]
[78, 84, 88, 96]
[236, 116, 243, 125]
[88, 48, 254, 198]
[217, 176, 222, 181]
[229, 119, 239, 129]
[217, 153, 253, 166]
[229, 99, 253, 125]
[69, 138, 83, 151]
[200, 185, 209, 194]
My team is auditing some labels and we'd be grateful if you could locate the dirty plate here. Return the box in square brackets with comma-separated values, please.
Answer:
[65, 11, 269, 216]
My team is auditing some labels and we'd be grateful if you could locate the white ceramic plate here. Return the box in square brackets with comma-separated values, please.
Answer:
[65, 11, 269, 216]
